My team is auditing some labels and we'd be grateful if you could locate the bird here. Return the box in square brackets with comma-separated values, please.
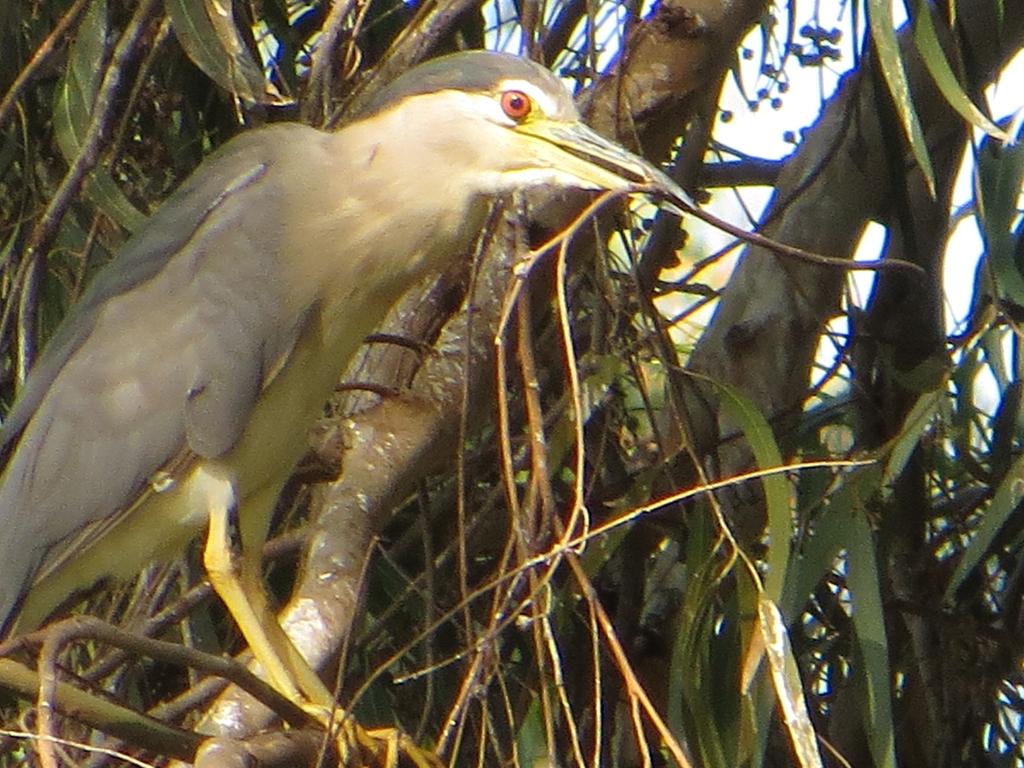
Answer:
[0, 49, 689, 755]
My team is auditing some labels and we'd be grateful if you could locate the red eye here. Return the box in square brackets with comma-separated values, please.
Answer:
[500, 90, 532, 121]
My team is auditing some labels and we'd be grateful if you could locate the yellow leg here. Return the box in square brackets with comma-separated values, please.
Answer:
[197, 466, 443, 766]
[363, 728, 446, 768]
[200, 473, 331, 709]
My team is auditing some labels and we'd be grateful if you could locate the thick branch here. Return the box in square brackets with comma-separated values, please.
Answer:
[686, 0, 1024, 468]
[195, 0, 766, 740]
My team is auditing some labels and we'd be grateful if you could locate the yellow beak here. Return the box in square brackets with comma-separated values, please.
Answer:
[517, 118, 694, 212]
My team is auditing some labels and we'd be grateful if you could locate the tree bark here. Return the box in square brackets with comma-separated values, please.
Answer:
[194, 0, 767, 742]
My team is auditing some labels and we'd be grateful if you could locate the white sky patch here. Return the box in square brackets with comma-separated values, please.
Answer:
[850, 221, 887, 308]
[479, 0, 1024, 372]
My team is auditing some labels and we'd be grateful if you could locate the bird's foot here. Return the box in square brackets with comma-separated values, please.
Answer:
[342, 721, 444, 768]
[295, 703, 442, 768]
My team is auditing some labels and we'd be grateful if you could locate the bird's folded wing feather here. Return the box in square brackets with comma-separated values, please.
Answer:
[0, 123, 329, 624]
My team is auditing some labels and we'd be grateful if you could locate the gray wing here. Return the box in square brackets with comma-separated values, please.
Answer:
[0, 123, 326, 629]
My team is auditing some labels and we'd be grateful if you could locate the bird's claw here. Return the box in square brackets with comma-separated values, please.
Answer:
[342, 722, 444, 768]
[294, 704, 442, 768]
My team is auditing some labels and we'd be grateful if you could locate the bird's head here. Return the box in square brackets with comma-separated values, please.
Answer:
[358, 51, 693, 211]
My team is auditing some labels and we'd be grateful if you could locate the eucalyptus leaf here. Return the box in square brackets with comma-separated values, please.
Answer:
[166, 0, 288, 105]
[52, 0, 144, 232]
[975, 136, 1024, 307]
[707, 378, 791, 602]
[945, 450, 1024, 601]
[867, 0, 937, 197]
[847, 513, 898, 768]
[911, 2, 1007, 140]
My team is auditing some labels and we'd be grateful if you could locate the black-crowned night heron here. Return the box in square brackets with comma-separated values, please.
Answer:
[0, 50, 688, 761]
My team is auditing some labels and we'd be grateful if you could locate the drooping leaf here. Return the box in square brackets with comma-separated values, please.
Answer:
[847, 513, 898, 768]
[165, 0, 288, 105]
[757, 597, 823, 768]
[782, 464, 882, 618]
[669, 507, 733, 768]
[53, 0, 145, 232]
[945, 450, 1024, 600]
[911, 2, 1008, 141]
[708, 378, 791, 602]
[515, 698, 549, 766]
[881, 388, 947, 492]
[975, 135, 1024, 308]
[867, 0, 937, 197]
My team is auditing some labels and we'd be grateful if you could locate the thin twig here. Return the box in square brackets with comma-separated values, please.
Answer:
[0, 727, 157, 768]
[33, 616, 316, 730]
[304, 0, 359, 124]
[0, 0, 91, 131]
[679, 199, 926, 275]
[554, 229, 589, 548]
[565, 554, 693, 767]
[0, 658, 199, 760]
[16, 0, 162, 382]
[588, 597, 603, 766]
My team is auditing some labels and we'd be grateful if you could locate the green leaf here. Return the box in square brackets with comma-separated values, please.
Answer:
[757, 597, 823, 768]
[945, 450, 1024, 600]
[735, 572, 768, 768]
[975, 137, 1024, 307]
[711, 380, 791, 602]
[52, 0, 144, 232]
[515, 698, 549, 765]
[669, 508, 733, 767]
[881, 388, 946, 492]
[911, 3, 1008, 141]
[782, 465, 882, 618]
[867, 0, 937, 197]
[847, 513, 898, 768]
[166, 0, 287, 105]
[0, 220, 19, 271]
[54, 0, 105, 155]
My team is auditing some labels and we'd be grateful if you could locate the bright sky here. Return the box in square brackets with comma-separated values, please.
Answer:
[480, 0, 1024, 378]
[710, 5, 1024, 333]
[660, 3, 1023, 399]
